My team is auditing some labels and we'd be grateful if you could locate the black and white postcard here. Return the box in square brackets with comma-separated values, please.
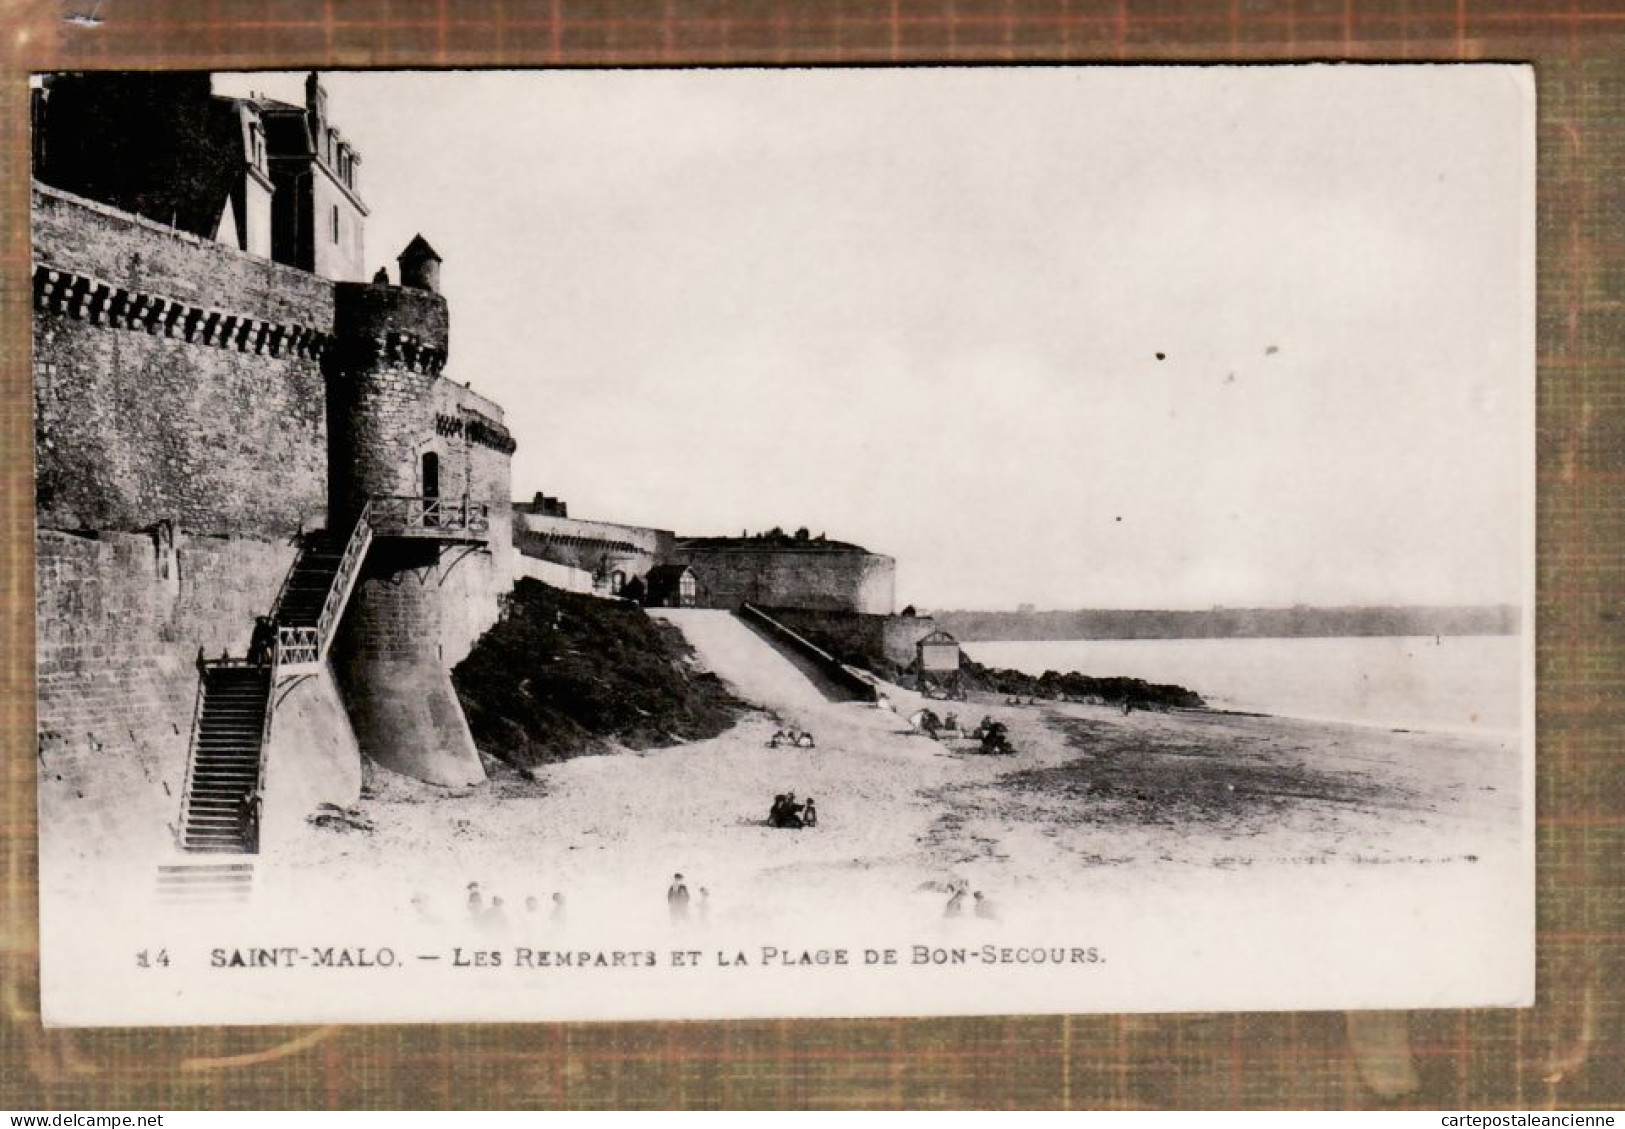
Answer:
[31, 65, 1534, 1025]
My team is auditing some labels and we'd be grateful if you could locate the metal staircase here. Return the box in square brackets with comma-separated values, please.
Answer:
[169, 495, 489, 859]
[273, 500, 374, 674]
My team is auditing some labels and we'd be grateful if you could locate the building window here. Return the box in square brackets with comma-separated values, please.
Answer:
[332, 205, 340, 244]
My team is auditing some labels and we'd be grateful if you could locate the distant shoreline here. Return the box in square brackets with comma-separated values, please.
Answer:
[932, 604, 1519, 642]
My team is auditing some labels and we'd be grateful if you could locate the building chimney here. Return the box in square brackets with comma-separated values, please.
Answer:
[305, 72, 327, 138]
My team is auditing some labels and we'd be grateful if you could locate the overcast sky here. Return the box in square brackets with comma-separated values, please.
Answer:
[218, 66, 1534, 611]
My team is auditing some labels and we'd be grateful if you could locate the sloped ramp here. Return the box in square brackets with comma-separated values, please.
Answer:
[650, 608, 833, 714]
[738, 604, 877, 704]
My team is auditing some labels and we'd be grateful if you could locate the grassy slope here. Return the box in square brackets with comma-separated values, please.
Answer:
[452, 579, 746, 767]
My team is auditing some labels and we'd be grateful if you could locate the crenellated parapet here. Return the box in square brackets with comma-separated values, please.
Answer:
[331, 281, 448, 362]
[435, 410, 517, 454]
[358, 331, 446, 376]
[32, 264, 331, 359]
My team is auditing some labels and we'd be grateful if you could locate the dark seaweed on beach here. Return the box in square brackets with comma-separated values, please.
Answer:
[1009, 716, 1401, 826]
[961, 658, 1205, 710]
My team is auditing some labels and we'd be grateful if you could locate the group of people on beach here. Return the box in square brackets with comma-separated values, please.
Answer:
[768, 792, 818, 829]
[943, 885, 998, 920]
[408, 881, 567, 932]
[767, 728, 817, 748]
[907, 709, 1013, 754]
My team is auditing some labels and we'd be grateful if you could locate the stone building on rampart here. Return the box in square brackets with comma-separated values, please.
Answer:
[32, 73, 514, 868]
[512, 493, 674, 598]
[34, 71, 931, 874]
[670, 531, 897, 615]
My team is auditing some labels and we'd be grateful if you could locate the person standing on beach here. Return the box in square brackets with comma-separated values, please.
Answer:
[667, 873, 691, 922]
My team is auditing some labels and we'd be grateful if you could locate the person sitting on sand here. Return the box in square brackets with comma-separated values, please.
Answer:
[774, 793, 805, 829]
[907, 709, 938, 738]
[795, 731, 816, 748]
[803, 797, 818, 828]
[768, 729, 788, 748]
[944, 888, 966, 918]
[980, 720, 1012, 755]
[769, 793, 788, 825]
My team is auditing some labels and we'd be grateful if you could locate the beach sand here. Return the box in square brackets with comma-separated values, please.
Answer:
[269, 609, 1524, 943]
[43, 609, 1529, 1023]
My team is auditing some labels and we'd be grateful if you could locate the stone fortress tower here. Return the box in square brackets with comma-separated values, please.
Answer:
[31, 72, 514, 863]
[326, 241, 502, 788]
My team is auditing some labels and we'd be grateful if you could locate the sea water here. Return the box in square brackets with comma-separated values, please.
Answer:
[962, 635, 1523, 736]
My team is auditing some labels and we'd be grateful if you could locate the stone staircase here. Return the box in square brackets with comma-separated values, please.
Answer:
[172, 505, 375, 857]
[155, 861, 255, 905]
[169, 494, 477, 859]
[177, 664, 270, 853]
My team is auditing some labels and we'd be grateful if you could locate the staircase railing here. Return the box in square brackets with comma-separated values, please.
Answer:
[274, 499, 374, 668]
[172, 656, 210, 850]
[247, 637, 278, 854]
[317, 500, 374, 653]
[369, 494, 489, 536]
